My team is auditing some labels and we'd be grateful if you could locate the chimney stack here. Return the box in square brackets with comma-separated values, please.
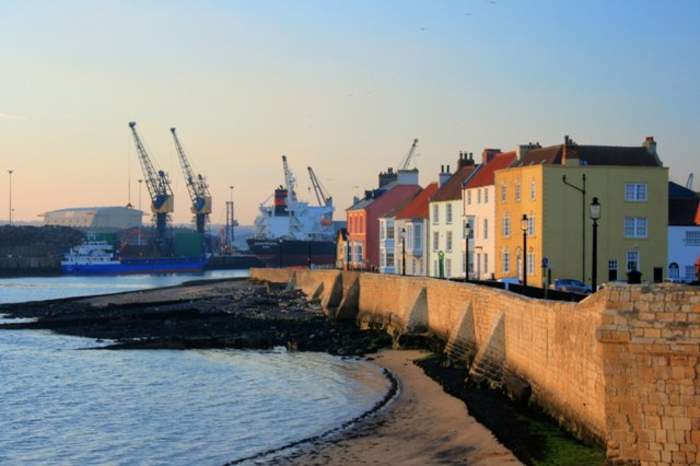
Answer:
[457, 151, 476, 169]
[643, 136, 657, 156]
[516, 142, 541, 161]
[481, 148, 501, 165]
[438, 164, 451, 187]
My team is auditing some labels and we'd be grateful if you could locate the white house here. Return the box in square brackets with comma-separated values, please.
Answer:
[668, 182, 700, 282]
[462, 150, 516, 280]
[428, 153, 479, 278]
[392, 182, 438, 276]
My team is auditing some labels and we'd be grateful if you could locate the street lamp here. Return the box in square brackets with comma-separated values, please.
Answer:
[7, 170, 13, 226]
[400, 227, 407, 276]
[521, 214, 528, 287]
[464, 221, 472, 281]
[590, 197, 601, 292]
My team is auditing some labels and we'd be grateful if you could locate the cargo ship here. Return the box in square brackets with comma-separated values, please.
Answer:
[247, 156, 337, 267]
[61, 240, 208, 275]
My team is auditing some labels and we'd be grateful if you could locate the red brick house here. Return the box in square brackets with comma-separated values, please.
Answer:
[347, 169, 421, 270]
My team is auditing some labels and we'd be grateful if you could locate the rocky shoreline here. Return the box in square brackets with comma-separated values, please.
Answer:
[0, 278, 392, 356]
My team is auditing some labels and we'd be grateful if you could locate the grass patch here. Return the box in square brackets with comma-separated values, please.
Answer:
[415, 354, 605, 466]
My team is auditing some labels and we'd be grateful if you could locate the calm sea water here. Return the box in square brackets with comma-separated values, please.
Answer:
[0, 273, 390, 466]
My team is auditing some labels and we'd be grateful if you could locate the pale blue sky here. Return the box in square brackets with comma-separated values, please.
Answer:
[1, 0, 698, 224]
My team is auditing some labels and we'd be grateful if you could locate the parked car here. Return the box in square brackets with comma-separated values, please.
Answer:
[497, 277, 521, 285]
[553, 279, 592, 294]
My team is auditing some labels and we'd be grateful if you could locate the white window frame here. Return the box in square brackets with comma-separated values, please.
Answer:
[432, 231, 439, 251]
[446, 203, 453, 224]
[625, 183, 648, 202]
[503, 215, 511, 237]
[626, 249, 640, 272]
[503, 249, 510, 273]
[432, 204, 439, 224]
[527, 215, 535, 236]
[530, 180, 536, 200]
[446, 231, 453, 252]
[501, 184, 507, 202]
[527, 251, 535, 275]
[515, 182, 521, 202]
[484, 188, 489, 204]
[483, 218, 488, 240]
[624, 217, 648, 239]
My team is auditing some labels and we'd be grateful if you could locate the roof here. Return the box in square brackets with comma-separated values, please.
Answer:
[464, 151, 517, 189]
[431, 164, 479, 202]
[396, 183, 439, 219]
[669, 181, 697, 200]
[379, 194, 418, 220]
[346, 185, 392, 211]
[669, 197, 700, 225]
[43, 206, 143, 215]
[517, 144, 661, 167]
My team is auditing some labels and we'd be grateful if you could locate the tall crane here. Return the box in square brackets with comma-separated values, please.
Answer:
[398, 138, 419, 170]
[128, 121, 174, 238]
[307, 166, 332, 207]
[170, 128, 212, 233]
[282, 155, 297, 204]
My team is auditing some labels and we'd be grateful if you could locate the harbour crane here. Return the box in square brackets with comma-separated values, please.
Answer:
[128, 121, 174, 238]
[687, 173, 694, 190]
[307, 166, 332, 207]
[282, 155, 298, 204]
[398, 138, 419, 170]
[170, 128, 212, 234]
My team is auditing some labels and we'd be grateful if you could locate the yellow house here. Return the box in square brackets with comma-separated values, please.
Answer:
[494, 136, 668, 288]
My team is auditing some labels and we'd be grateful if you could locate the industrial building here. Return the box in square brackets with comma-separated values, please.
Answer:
[42, 206, 143, 231]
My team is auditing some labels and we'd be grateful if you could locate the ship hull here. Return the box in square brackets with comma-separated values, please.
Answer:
[61, 257, 209, 275]
[247, 239, 335, 268]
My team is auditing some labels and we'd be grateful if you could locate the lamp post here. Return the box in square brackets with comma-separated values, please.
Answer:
[464, 221, 472, 282]
[521, 214, 528, 287]
[590, 197, 601, 292]
[8, 169, 13, 225]
[401, 227, 407, 276]
[562, 174, 586, 282]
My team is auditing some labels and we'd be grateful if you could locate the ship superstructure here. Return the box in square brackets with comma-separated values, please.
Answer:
[253, 156, 335, 242]
[249, 156, 337, 267]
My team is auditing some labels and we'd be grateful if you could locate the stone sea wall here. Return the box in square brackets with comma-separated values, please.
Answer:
[251, 268, 700, 465]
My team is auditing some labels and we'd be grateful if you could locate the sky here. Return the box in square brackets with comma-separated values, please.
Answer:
[1, 0, 699, 226]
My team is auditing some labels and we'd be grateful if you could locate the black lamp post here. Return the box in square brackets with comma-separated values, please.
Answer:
[590, 197, 601, 292]
[521, 214, 528, 287]
[464, 221, 472, 281]
[401, 227, 407, 276]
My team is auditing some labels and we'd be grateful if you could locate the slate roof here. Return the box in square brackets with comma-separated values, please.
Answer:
[395, 183, 439, 220]
[431, 164, 479, 202]
[464, 151, 517, 188]
[517, 144, 661, 167]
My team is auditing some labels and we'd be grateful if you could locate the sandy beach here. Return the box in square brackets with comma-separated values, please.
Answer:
[274, 350, 521, 466]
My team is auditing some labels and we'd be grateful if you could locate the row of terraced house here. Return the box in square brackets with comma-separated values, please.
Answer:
[337, 135, 700, 288]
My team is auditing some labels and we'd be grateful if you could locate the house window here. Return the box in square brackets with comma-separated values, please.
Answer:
[446, 204, 453, 224]
[467, 191, 472, 205]
[502, 215, 511, 237]
[501, 184, 507, 202]
[626, 249, 639, 272]
[515, 182, 521, 201]
[685, 265, 696, 280]
[483, 218, 488, 239]
[446, 258, 452, 277]
[669, 263, 680, 280]
[686, 231, 700, 246]
[624, 217, 648, 238]
[386, 251, 395, 268]
[432, 204, 439, 224]
[446, 232, 453, 252]
[386, 221, 395, 240]
[608, 259, 618, 271]
[413, 224, 422, 250]
[527, 251, 535, 275]
[625, 183, 647, 202]
[530, 180, 536, 200]
[380, 221, 386, 240]
[477, 189, 481, 204]
[484, 189, 489, 203]
[433, 231, 439, 251]
[353, 242, 363, 263]
[527, 215, 535, 236]
[502, 249, 510, 273]
[484, 253, 488, 275]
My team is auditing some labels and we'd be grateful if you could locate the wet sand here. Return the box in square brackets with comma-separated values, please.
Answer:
[276, 350, 521, 466]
